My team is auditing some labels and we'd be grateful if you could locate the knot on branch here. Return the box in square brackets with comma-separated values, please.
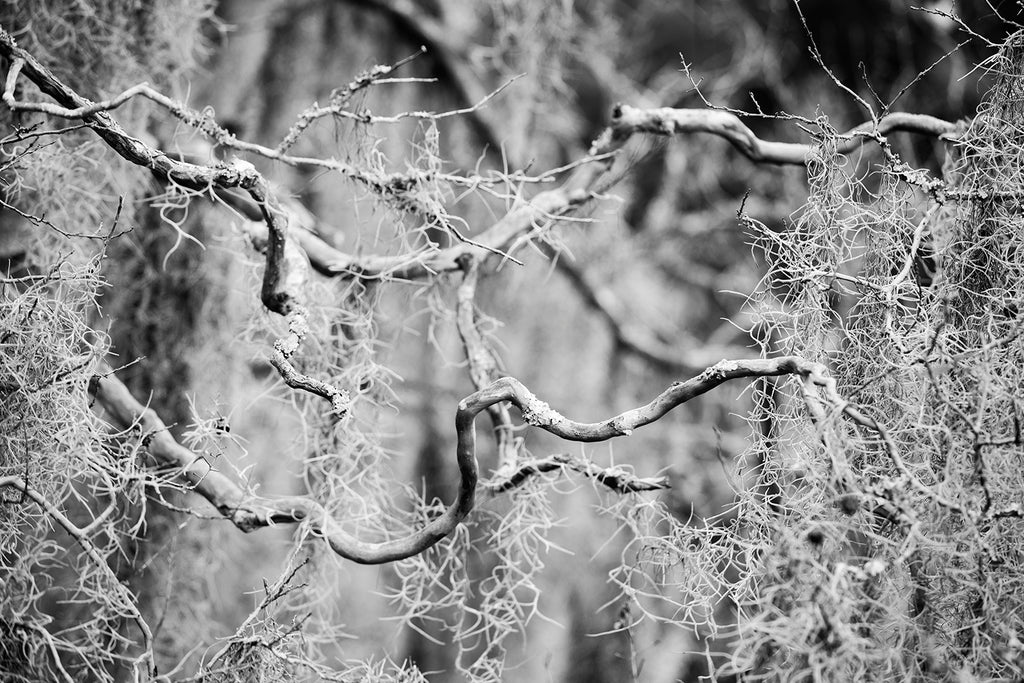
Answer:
[520, 393, 556, 427]
[610, 418, 634, 436]
[700, 359, 738, 381]
[229, 500, 309, 532]
[219, 158, 260, 189]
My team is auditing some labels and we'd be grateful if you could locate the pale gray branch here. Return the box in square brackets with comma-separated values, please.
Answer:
[593, 104, 958, 165]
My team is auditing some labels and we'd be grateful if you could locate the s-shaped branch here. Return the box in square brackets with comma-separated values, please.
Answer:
[90, 355, 929, 564]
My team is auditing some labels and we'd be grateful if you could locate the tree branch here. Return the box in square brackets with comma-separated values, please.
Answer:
[1, 26, 961, 290]
[453, 260, 675, 494]
[593, 104, 958, 165]
[91, 363, 477, 565]
[483, 453, 670, 495]
[86, 354, 921, 564]
[242, 181, 593, 280]
[0, 27, 348, 415]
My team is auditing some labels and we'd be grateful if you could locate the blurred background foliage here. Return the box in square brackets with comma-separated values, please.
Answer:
[1, 1, 1022, 681]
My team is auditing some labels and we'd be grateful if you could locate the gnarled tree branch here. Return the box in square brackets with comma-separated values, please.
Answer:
[87, 355, 917, 564]
[593, 103, 959, 165]
[1, 26, 959, 289]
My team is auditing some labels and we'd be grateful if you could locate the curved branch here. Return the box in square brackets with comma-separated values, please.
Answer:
[268, 308, 352, 416]
[88, 356, 848, 564]
[593, 104, 959, 165]
[0, 37, 248, 193]
[0, 23, 575, 307]
[454, 254, 718, 492]
[92, 364, 480, 564]
[487, 356, 830, 441]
